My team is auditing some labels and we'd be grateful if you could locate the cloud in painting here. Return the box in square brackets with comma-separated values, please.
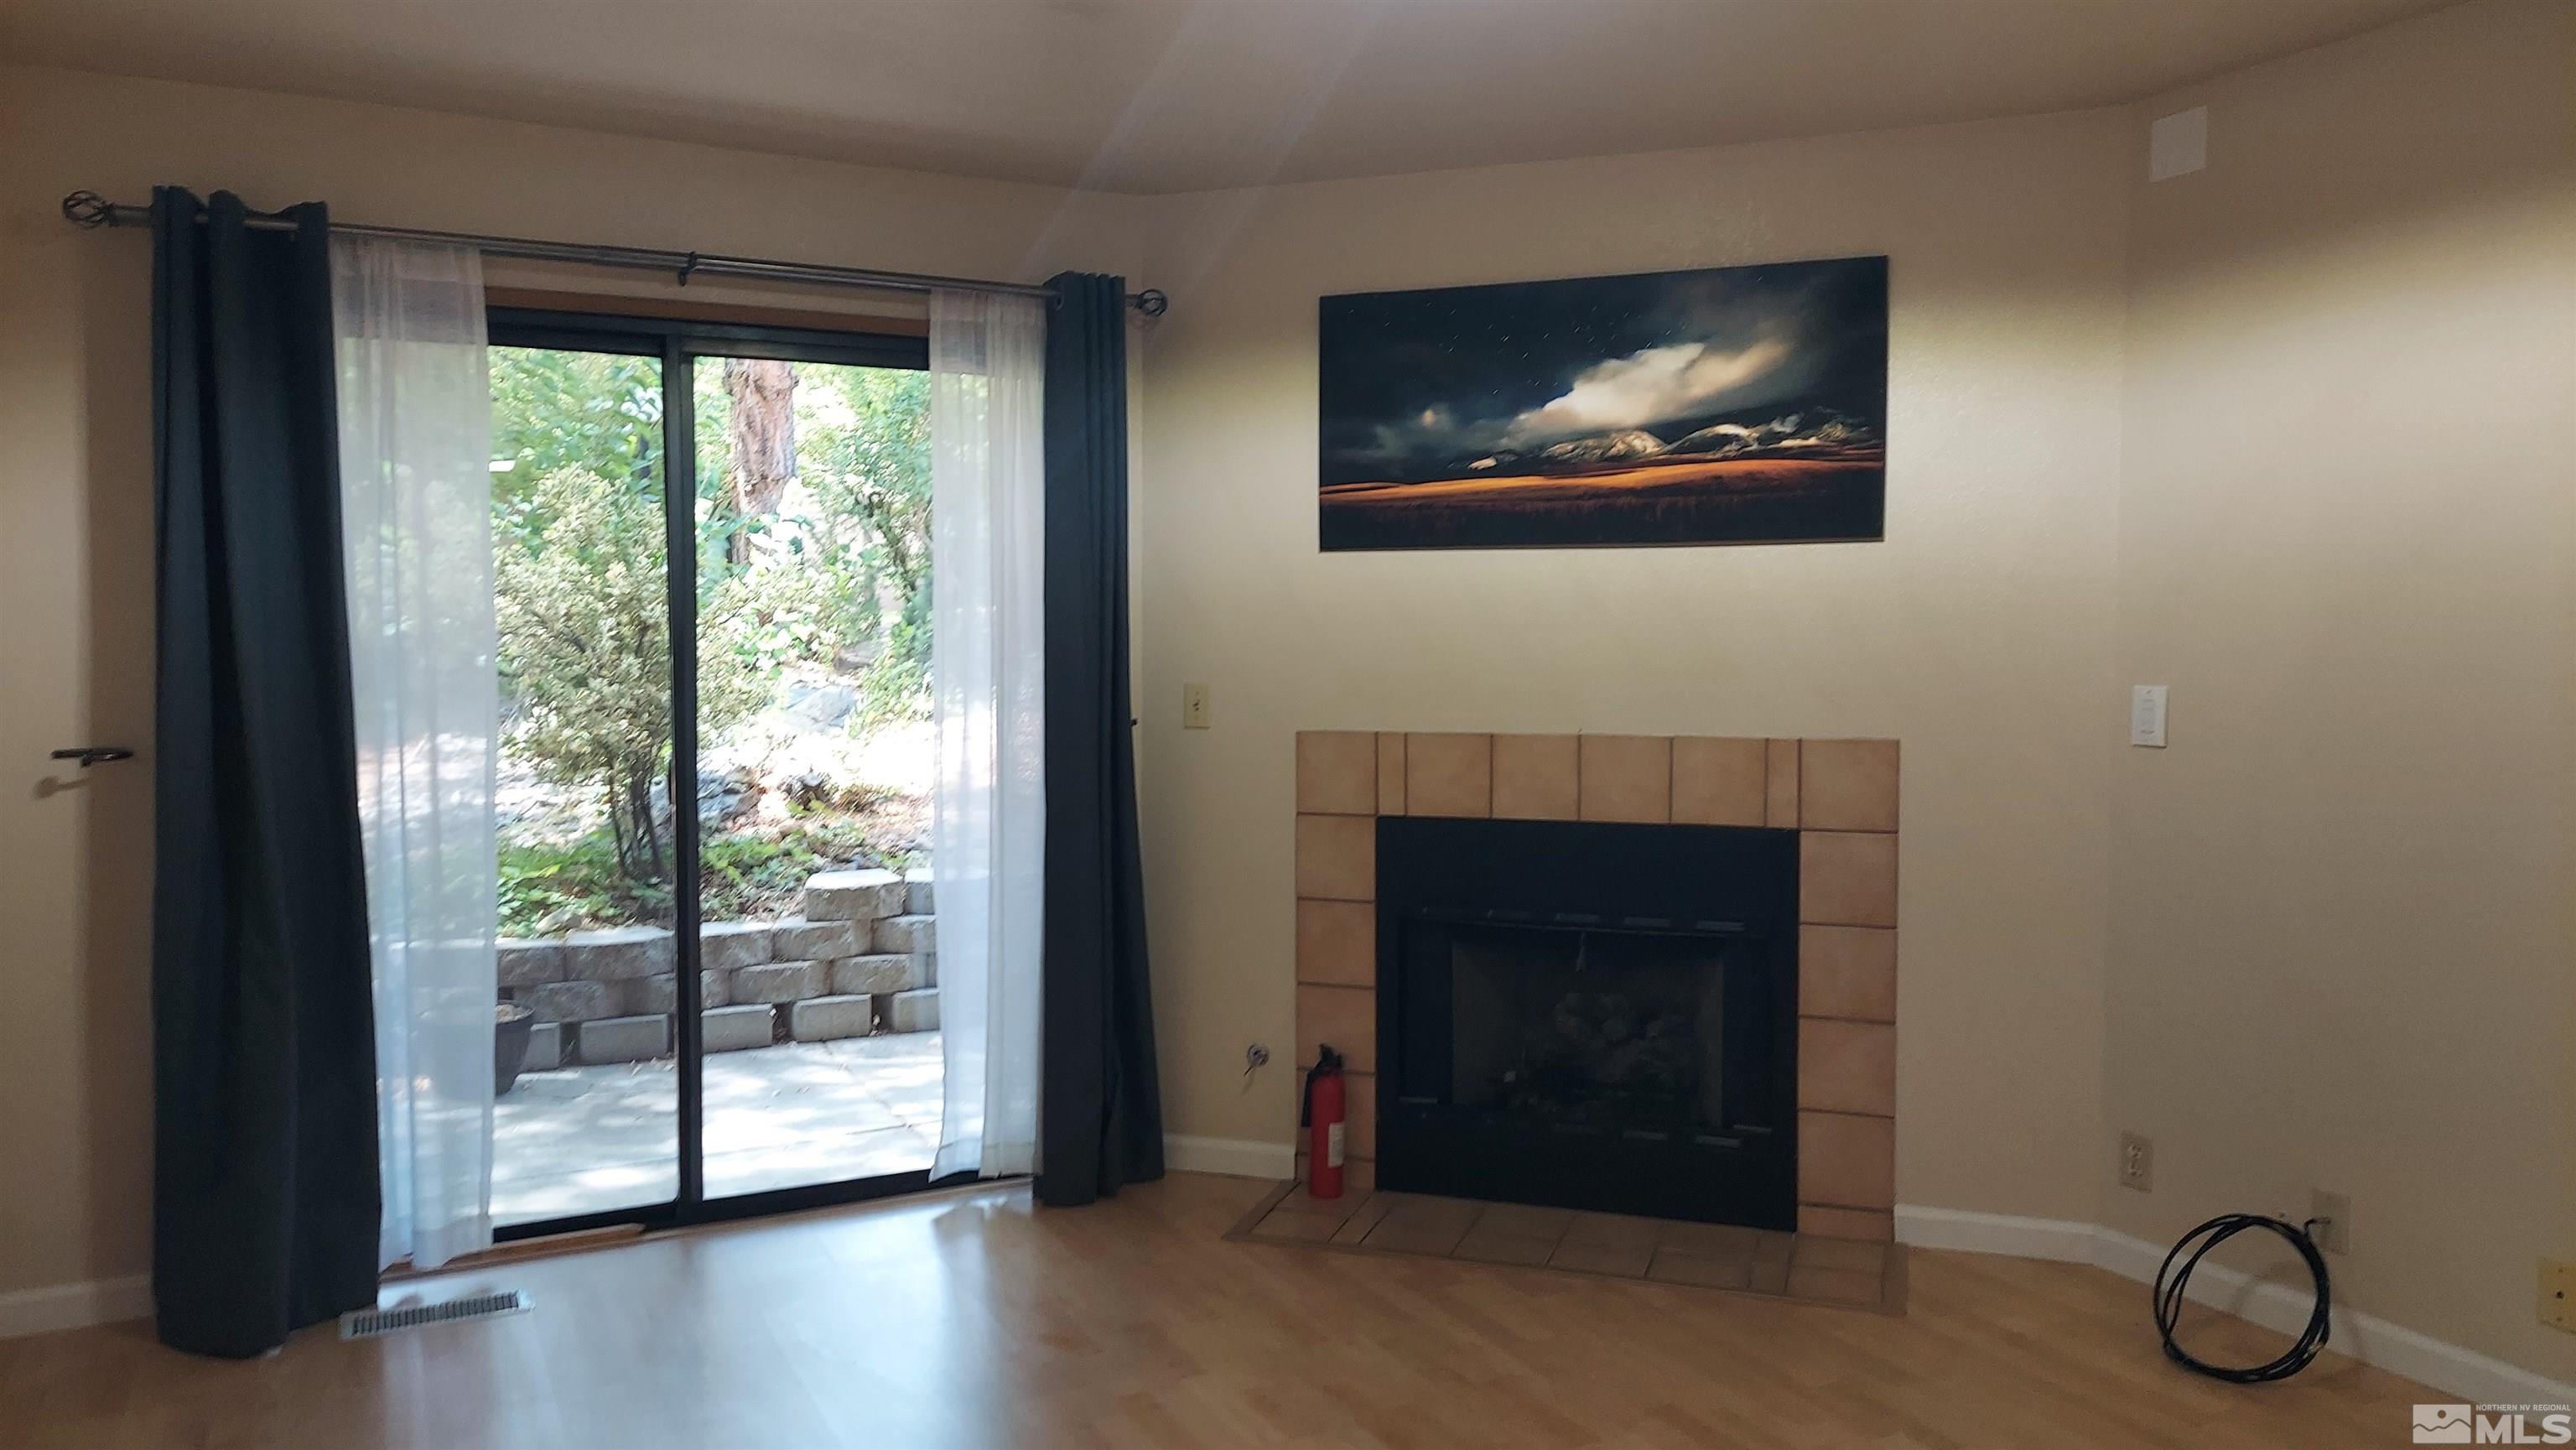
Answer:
[1317, 255, 1888, 491]
[1498, 335, 1794, 449]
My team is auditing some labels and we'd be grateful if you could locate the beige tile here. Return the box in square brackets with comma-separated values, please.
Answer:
[1377, 1195, 1481, 1234]
[1765, 739, 1801, 827]
[1800, 738, 1898, 833]
[1296, 730, 1379, 815]
[1799, 1018, 1896, 1116]
[1800, 1111, 1896, 1210]
[1800, 831, 1898, 928]
[1376, 733, 1407, 815]
[1797, 1206, 1894, 1242]
[1367, 1215, 1474, 1255]
[1647, 1249, 1753, 1290]
[1670, 737, 1768, 826]
[1296, 984, 1375, 1074]
[1750, 1254, 1792, 1296]
[1275, 1179, 1364, 1219]
[1476, 1203, 1573, 1239]
[1786, 1266, 1887, 1306]
[1342, 1073, 1377, 1159]
[1405, 733, 1492, 818]
[1295, 813, 1376, 902]
[1561, 1211, 1665, 1250]
[1800, 926, 1897, 1022]
[1454, 1227, 1557, 1266]
[1793, 1236, 1889, 1275]
[1250, 1209, 1344, 1244]
[1493, 734, 1580, 819]
[1327, 1191, 1394, 1244]
[1657, 1221, 1760, 1258]
[1550, 1240, 1654, 1277]
[1578, 735, 1672, 824]
[1752, 1230, 1795, 1295]
[1296, 899, 1375, 987]
[1367, 1196, 1477, 1255]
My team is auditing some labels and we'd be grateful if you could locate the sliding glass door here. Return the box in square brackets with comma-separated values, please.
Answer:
[688, 351, 943, 1201]
[484, 312, 940, 1235]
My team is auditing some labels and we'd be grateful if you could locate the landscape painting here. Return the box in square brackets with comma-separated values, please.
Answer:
[1318, 256, 1888, 551]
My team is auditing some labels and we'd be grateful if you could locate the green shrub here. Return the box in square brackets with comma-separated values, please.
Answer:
[498, 813, 914, 937]
[495, 466, 768, 895]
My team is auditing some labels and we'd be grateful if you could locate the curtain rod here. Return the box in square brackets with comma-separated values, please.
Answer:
[59, 191, 1169, 316]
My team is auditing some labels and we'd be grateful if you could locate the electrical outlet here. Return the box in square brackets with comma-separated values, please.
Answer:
[2308, 1189, 2351, 1255]
[2118, 1131, 2153, 1192]
[2542, 1260, 2576, 1333]
[1182, 682, 1211, 730]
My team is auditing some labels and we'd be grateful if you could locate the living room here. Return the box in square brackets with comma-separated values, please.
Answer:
[2, 1, 2570, 1445]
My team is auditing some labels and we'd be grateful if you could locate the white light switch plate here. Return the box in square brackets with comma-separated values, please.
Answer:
[2149, 107, 2208, 181]
[2131, 685, 2169, 748]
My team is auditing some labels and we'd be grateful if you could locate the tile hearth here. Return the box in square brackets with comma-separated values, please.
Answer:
[1228, 1180, 1906, 1313]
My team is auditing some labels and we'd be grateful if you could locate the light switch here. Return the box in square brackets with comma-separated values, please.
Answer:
[2130, 685, 2168, 748]
[1182, 682, 1211, 730]
[2148, 107, 2208, 181]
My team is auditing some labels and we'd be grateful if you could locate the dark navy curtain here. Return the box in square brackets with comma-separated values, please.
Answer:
[1036, 273, 1166, 1206]
[150, 188, 381, 1357]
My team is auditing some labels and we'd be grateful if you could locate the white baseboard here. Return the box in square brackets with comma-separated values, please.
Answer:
[1163, 1135, 1295, 1180]
[0, 1275, 150, 1340]
[1895, 1204, 2099, 1262]
[1898, 1203, 2576, 1408]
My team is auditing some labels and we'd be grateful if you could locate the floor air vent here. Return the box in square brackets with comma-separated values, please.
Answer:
[340, 1290, 530, 1340]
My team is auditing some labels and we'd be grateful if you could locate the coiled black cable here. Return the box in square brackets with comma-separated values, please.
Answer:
[2153, 1213, 2333, 1383]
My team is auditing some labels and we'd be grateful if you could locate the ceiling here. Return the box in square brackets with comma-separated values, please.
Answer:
[4, 0, 2459, 194]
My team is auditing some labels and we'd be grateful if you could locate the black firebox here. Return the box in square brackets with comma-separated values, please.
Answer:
[1374, 815, 1798, 1229]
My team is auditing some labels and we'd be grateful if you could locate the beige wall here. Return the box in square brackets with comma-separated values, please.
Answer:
[2104, 0, 2576, 1378]
[0, 62, 1138, 1303]
[1134, 0, 2575, 1382]
[1132, 111, 2132, 1224]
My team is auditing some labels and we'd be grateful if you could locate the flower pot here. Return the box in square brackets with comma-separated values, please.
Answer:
[495, 1001, 538, 1097]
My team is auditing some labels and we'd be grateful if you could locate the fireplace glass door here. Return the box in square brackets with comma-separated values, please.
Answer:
[1373, 814, 1799, 1228]
[1440, 922, 1750, 1139]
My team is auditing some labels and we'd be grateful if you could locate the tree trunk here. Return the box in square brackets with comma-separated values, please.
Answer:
[605, 770, 637, 880]
[623, 765, 667, 888]
[724, 359, 796, 565]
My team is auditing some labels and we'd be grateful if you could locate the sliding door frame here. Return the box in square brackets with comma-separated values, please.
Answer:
[487, 307, 939, 1243]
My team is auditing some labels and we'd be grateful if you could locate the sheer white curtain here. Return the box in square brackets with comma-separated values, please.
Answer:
[332, 236, 499, 1268]
[929, 288, 1046, 1179]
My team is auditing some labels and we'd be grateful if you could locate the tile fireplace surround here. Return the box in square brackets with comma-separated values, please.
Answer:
[1293, 731, 1900, 1240]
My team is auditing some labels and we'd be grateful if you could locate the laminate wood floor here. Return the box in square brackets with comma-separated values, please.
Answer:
[0, 1172, 2434, 1449]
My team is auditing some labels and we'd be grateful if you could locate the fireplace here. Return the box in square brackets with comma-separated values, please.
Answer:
[1294, 731, 1898, 1241]
[1375, 815, 1799, 1227]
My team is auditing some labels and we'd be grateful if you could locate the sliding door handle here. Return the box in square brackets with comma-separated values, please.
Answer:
[49, 746, 134, 768]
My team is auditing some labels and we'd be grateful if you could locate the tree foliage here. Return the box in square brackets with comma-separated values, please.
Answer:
[490, 347, 933, 912]
[696, 361, 933, 721]
[489, 347, 662, 548]
[494, 466, 766, 894]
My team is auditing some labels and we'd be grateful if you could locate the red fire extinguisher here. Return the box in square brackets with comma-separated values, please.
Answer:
[1302, 1045, 1348, 1199]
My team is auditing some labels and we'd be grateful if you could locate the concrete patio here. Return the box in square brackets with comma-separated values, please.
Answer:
[492, 1032, 942, 1224]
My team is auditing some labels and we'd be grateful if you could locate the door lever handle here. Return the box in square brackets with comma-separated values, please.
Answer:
[50, 746, 134, 768]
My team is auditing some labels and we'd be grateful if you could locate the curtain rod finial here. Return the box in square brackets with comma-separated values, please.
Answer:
[60, 190, 116, 228]
[1131, 288, 1168, 318]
